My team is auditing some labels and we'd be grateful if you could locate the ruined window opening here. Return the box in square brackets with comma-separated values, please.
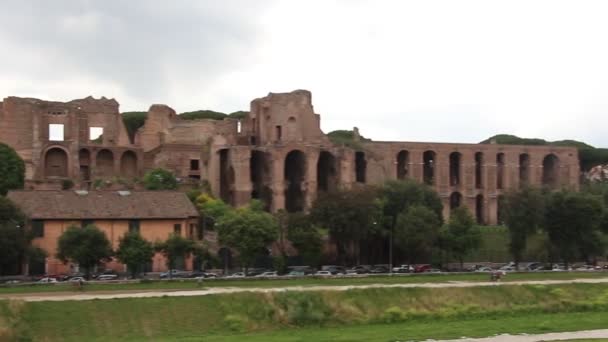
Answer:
[542, 154, 560, 188]
[423, 151, 436, 185]
[519, 153, 530, 187]
[275, 125, 282, 141]
[97, 149, 115, 178]
[219, 149, 234, 205]
[252, 118, 256, 132]
[355, 151, 366, 183]
[317, 151, 337, 192]
[129, 220, 140, 233]
[449, 152, 461, 186]
[49, 124, 64, 141]
[396, 150, 409, 180]
[89, 127, 103, 142]
[237, 120, 242, 133]
[496, 153, 505, 189]
[284, 150, 306, 212]
[251, 150, 272, 211]
[475, 195, 484, 224]
[450, 192, 462, 210]
[174, 224, 182, 235]
[79, 149, 91, 181]
[475, 152, 483, 189]
[189, 175, 201, 180]
[44, 147, 68, 178]
[190, 159, 200, 171]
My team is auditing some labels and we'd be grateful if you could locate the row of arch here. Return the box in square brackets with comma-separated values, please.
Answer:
[449, 192, 485, 224]
[396, 150, 561, 189]
[44, 147, 138, 180]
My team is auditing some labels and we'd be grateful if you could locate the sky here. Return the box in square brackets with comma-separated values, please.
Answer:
[1, 1, 607, 147]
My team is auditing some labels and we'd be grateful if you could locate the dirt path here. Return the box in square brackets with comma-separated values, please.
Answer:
[4, 277, 608, 302]
[435, 328, 608, 341]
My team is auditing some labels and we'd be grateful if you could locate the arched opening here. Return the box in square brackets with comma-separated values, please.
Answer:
[96, 149, 114, 178]
[285, 150, 306, 212]
[45, 147, 68, 178]
[449, 152, 461, 186]
[475, 194, 484, 224]
[286, 116, 297, 140]
[519, 153, 530, 187]
[219, 149, 234, 205]
[450, 192, 462, 210]
[542, 154, 560, 188]
[496, 153, 505, 189]
[423, 151, 436, 185]
[355, 151, 366, 183]
[317, 151, 338, 192]
[250, 150, 272, 210]
[79, 149, 90, 181]
[474, 152, 483, 189]
[120, 151, 138, 178]
[396, 150, 409, 180]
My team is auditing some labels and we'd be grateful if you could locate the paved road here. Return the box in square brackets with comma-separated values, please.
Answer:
[4, 277, 608, 302]
[434, 329, 608, 341]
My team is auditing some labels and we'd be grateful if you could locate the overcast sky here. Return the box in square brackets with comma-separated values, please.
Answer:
[1, 1, 607, 147]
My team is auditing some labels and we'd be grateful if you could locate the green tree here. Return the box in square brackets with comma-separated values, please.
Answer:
[394, 205, 441, 264]
[286, 213, 323, 267]
[544, 190, 605, 266]
[216, 203, 278, 273]
[121, 111, 148, 143]
[56, 225, 113, 278]
[501, 186, 545, 267]
[0, 222, 28, 275]
[115, 232, 155, 278]
[440, 206, 482, 270]
[0, 143, 25, 195]
[195, 193, 231, 231]
[143, 168, 178, 190]
[310, 186, 381, 265]
[155, 234, 196, 276]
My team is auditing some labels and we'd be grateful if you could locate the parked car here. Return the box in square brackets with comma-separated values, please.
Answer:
[37, 277, 58, 283]
[414, 264, 432, 273]
[255, 271, 278, 278]
[68, 277, 87, 283]
[575, 265, 598, 271]
[321, 266, 346, 275]
[287, 270, 306, 277]
[474, 266, 493, 272]
[424, 268, 442, 274]
[370, 265, 390, 274]
[346, 265, 371, 274]
[96, 274, 119, 281]
[160, 269, 190, 279]
[315, 270, 332, 276]
[525, 262, 543, 271]
[391, 265, 413, 273]
[225, 272, 246, 278]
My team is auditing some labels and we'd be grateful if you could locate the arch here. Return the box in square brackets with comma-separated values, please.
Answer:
[44, 147, 69, 178]
[449, 192, 462, 210]
[96, 149, 114, 178]
[219, 149, 234, 205]
[317, 151, 338, 192]
[284, 150, 306, 212]
[475, 194, 484, 224]
[79, 149, 91, 181]
[474, 152, 483, 189]
[496, 153, 505, 189]
[542, 154, 560, 188]
[120, 150, 138, 178]
[286, 116, 297, 140]
[396, 150, 409, 180]
[423, 150, 436, 185]
[355, 151, 366, 183]
[449, 152, 461, 186]
[519, 153, 530, 187]
[250, 150, 272, 210]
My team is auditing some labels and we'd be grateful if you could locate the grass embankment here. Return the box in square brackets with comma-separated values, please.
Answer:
[1, 271, 607, 295]
[2, 283, 608, 341]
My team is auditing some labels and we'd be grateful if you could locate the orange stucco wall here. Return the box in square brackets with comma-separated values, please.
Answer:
[32, 218, 198, 275]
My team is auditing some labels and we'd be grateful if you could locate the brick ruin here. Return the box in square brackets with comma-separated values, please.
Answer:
[0, 90, 580, 224]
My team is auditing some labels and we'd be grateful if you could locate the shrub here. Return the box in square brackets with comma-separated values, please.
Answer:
[381, 306, 407, 323]
[223, 314, 249, 332]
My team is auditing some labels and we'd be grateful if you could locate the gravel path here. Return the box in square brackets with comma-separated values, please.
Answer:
[4, 277, 608, 302]
[433, 328, 608, 341]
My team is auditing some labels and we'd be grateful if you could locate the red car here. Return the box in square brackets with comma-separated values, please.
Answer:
[414, 264, 432, 273]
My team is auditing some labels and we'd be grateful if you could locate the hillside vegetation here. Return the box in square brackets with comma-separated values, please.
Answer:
[481, 134, 608, 171]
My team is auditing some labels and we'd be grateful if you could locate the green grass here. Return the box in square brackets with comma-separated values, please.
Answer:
[1, 271, 607, 296]
[2, 283, 608, 341]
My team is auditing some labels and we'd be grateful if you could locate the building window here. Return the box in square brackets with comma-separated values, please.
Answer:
[49, 124, 64, 141]
[81, 219, 94, 228]
[275, 125, 282, 141]
[89, 127, 104, 142]
[129, 220, 140, 233]
[174, 223, 182, 235]
[31, 220, 44, 238]
[190, 159, 200, 171]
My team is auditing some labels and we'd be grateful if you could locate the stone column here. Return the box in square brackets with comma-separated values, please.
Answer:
[409, 150, 423, 183]
[270, 151, 285, 212]
[304, 150, 319, 210]
[230, 147, 252, 207]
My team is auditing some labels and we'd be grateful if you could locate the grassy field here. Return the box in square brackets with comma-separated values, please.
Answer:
[2, 283, 608, 341]
[0, 271, 607, 295]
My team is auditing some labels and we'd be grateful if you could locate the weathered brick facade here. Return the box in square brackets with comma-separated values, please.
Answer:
[0, 90, 579, 224]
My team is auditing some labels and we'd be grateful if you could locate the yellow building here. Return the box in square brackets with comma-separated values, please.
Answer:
[8, 190, 200, 275]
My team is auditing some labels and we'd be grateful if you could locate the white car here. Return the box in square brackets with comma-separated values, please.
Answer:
[226, 272, 245, 278]
[37, 277, 58, 283]
[315, 271, 332, 276]
[96, 274, 118, 281]
[68, 277, 87, 283]
[255, 271, 278, 278]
